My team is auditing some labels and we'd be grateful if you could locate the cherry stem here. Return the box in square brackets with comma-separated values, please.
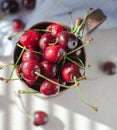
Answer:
[18, 89, 39, 94]
[6, 46, 26, 83]
[0, 63, 14, 69]
[17, 43, 42, 55]
[13, 92, 32, 119]
[34, 71, 73, 89]
[74, 8, 93, 36]
[68, 12, 74, 32]
[73, 76, 98, 111]
[65, 56, 86, 69]
[34, 29, 51, 33]
[66, 38, 93, 55]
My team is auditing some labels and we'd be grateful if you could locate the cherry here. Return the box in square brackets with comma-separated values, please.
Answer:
[19, 30, 41, 49]
[21, 60, 41, 81]
[22, 49, 41, 62]
[46, 24, 65, 38]
[33, 111, 48, 126]
[43, 45, 65, 63]
[40, 60, 58, 78]
[22, 0, 36, 10]
[1, 0, 19, 14]
[40, 78, 60, 96]
[100, 61, 116, 75]
[12, 19, 25, 32]
[38, 32, 55, 51]
[62, 63, 81, 83]
[57, 31, 78, 51]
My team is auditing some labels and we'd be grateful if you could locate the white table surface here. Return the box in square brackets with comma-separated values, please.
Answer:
[0, 28, 117, 130]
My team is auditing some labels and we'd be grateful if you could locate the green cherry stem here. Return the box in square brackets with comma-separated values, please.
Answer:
[17, 43, 42, 55]
[65, 56, 86, 69]
[0, 63, 14, 69]
[34, 71, 73, 89]
[73, 76, 98, 111]
[13, 92, 32, 119]
[6, 46, 25, 83]
[18, 89, 39, 94]
[66, 38, 93, 55]
[74, 8, 93, 37]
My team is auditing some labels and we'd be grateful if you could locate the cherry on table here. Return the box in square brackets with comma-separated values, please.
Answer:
[22, 0, 36, 10]
[100, 61, 116, 75]
[1, 0, 19, 14]
[33, 111, 48, 126]
[12, 19, 25, 32]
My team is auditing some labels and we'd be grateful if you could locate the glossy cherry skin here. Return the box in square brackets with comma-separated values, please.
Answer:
[62, 63, 81, 83]
[38, 33, 55, 51]
[22, 0, 36, 10]
[40, 78, 60, 96]
[43, 45, 65, 63]
[21, 60, 41, 81]
[1, 0, 19, 14]
[12, 19, 25, 32]
[46, 24, 65, 38]
[22, 49, 41, 62]
[19, 30, 41, 49]
[57, 31, 78, 51]
[40, 60, 58, 78]
[33, 111, 48, 126]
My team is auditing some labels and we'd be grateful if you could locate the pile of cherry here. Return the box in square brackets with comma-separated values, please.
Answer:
[14, 21, 86, 97]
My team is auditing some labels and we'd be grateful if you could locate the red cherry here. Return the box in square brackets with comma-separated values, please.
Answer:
[21, 60, 40, 81]
[40, 78, 60, 96]
[22, 0, 36, 10]
[62, 63, 81, 83]
[40, 60, 58, 78]
[22, 49, 41, 62]
[43, 45, 65, 63]
[19, 30, 41, 49]
[33, 111, 48, 126]
[46, 24, 65, 38]
[12, 19, 25, 32]
[38, 32, 55, 51]
[57, 31, 78, 51]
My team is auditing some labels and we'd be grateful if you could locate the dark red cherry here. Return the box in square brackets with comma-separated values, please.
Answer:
[22, 0, 36, 10]
[21, 60, 40, 81]
[19, 30, 41, 49]
[100, 61, 116, 75]
[40, 60, 58, 78]
[1, 0, 19, 14]
[43, 45, 65, 63]
[40, 78, 60, 96]
[62, 63, 81, 83]
[57, 31, 78, 51]
[22, 49, 41, 62]
[12, 19, 25, 32]
[38, 33, 55, 51]
[33, 111, 48, 126]
[46, 24, 65, 38]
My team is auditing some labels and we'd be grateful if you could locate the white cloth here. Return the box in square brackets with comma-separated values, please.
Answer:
[0, 0, 117, 57]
